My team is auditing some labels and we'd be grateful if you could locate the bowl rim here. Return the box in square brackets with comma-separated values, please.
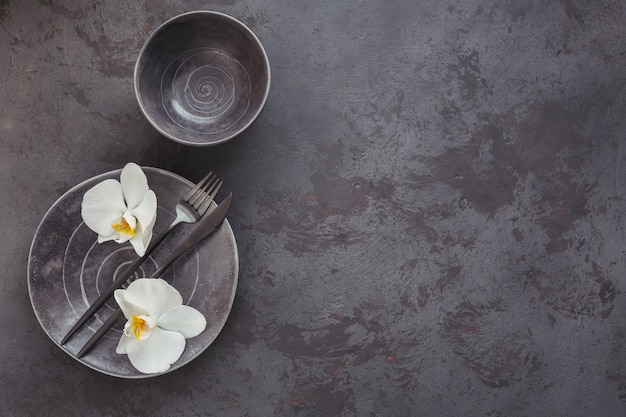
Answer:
[133, 10, 271, 147]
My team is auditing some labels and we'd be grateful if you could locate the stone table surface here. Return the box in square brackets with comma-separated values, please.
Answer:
[2, 1, 626, 416]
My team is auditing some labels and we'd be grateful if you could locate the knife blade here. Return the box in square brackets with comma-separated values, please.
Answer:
[71, 192, 232, 357]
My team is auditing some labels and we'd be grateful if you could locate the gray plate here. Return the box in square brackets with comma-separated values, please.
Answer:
[27, 167, 238, 378]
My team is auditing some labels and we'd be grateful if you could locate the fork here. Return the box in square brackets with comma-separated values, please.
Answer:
[60, 172, 222, 345]
[143, 172, 223, 254]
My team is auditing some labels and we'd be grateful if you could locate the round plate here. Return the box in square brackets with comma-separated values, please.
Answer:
[27, 167, 238, 378]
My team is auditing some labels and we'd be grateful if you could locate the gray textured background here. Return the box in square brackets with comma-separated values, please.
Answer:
[2, 0, 626, 416]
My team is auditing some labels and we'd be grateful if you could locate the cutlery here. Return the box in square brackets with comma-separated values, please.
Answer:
[76, 192, 233, 358]
[61, 172, 222, 345]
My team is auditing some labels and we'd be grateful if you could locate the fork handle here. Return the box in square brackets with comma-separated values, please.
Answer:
[60, 221, 179, 345]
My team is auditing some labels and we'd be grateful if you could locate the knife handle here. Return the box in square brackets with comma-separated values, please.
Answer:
[60, 224, 173, 345]
[147, 192, 232, 278]
[76, 309, 123, 358]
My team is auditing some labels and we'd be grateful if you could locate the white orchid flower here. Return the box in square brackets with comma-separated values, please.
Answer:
[114, 278, 207, 374]
[81, 163, 157, 257]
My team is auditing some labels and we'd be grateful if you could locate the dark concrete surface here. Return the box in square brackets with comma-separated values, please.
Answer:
[2, 0, 626, 415]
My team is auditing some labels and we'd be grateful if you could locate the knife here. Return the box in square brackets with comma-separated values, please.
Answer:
[73, 192, 233, 358]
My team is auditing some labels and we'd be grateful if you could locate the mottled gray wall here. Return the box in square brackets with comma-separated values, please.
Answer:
[3, 0, 626, 416]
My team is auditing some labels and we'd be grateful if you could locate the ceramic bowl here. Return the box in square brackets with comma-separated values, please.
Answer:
[135, 11, 270, 146]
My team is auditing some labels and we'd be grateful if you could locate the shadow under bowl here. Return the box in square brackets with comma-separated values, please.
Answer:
[135, 11, 271, 146]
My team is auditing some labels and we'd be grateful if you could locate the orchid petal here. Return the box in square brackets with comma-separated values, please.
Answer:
[125, 327, 185, 374]
[97, 234, 116, 244]
[122, 212, 137, 231]
[114, 287, 149, 319]
[132, 190, 157, 227]
[128, 236, 148, 257]
[158, 305, 207, 338]
[81, 179, 126, 236]
[120, 279, 183, 319]
[128, 190, 157, 257]
[120, 163, 149, 210]
[116, 333, 133, 354]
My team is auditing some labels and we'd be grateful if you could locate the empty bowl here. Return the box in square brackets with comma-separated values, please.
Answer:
[135, 11, 271, 146]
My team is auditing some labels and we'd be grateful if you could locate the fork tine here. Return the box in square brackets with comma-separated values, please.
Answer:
[189, 175, 217, 206]
[191, 177, 220, 209]
[197, 180, 223, 215]
[182, 171, 213, 202]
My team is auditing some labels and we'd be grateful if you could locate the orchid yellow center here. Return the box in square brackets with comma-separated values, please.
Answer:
[111, 217, 135, 237]
[122, 314, 156, 341]
[129, 315, 147, 340]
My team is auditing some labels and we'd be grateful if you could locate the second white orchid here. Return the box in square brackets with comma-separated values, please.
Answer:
[81, 163, 157, 257]
[114, 278, 207, 374]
